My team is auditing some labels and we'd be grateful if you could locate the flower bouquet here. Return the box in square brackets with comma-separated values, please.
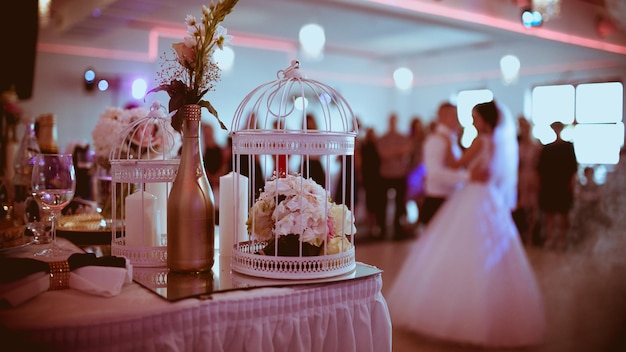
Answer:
[92, 104, 182, 167]
[92, 106, 145, 169]
[148, 0, 238, 133]
[246, 174, 356, 257]
[1, 88, 22, 141]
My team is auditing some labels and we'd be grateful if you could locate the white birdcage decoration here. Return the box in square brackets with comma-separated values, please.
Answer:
[109, 101, 181, 267]
[227, 60, 358, 279]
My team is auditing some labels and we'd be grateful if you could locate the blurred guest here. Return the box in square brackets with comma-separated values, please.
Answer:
[515, 116, 541, 245]
[202, 123, 224, 187]
[406, 116, 427, 210]
[572, 166, 612, 239]
[302, 113, 325, 187]
[228, 113, 265, 199]
[408, 116, 426, 170]
[70, 141, 93, 200]
[360, 127, 383, 237]
[376, 112, 412, 240]
[537, 121, 578, 249]
[335, 117, 362, 209]
[226, 136, 264, 200]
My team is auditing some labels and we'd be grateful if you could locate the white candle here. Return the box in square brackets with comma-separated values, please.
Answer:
[145, 182, 170, 246]
[219, 172, 248, 257]
[125, 190, 159, 246]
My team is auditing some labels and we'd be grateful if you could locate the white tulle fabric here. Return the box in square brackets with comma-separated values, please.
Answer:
[490, 102, 519, 211]
[387, 106, 546, 348]
[0, 271, 391, 352]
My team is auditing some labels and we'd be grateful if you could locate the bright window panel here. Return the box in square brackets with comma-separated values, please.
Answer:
[532, 124, 555, 145]
[576, 82, 623, 123]
[460, 125, 478, 149]
[573, 123, 624, 165]
[531, 85, 575, 125]
[456, 89, 493, 148]
[456, 89, 493, 128]
[534, 123, 575, 145]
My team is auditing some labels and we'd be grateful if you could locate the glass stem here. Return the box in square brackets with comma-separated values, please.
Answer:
[49, 210, 58, 248]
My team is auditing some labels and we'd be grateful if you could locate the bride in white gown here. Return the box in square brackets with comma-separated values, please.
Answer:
[388, 101, 546, 347]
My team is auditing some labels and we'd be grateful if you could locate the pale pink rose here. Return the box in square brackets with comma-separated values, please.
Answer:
[131, 121, 164, 149]
[183, 35, 197, 48]
[172, 42, 196, 69]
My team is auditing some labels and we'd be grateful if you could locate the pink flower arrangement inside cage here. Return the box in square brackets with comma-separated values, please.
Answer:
[247, 174, 355, 257]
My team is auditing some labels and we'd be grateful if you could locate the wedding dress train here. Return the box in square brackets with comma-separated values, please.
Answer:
[388, 136, 546, 348]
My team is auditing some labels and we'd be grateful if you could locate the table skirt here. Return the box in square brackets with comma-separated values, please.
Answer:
[0, 272, 391, 352]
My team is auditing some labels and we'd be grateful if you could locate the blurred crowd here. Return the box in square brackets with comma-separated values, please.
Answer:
[201, 105, 615, 248]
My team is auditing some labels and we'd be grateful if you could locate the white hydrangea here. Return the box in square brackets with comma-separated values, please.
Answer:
[91, 107, 133, 166]
[91, 105, 181, 169]
[247, 174, 356, 250]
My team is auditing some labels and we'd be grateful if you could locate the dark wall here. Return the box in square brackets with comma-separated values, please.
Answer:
[0, 0, 38, 100]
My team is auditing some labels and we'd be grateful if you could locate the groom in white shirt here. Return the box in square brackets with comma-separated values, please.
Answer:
[419, 102, 469, 225]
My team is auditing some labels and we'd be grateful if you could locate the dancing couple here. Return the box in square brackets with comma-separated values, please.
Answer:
[389, 100, 546, 348]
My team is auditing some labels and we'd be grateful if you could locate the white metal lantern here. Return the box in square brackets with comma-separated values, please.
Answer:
[109, 101, 181, 267]
[228, 60, 358, 279]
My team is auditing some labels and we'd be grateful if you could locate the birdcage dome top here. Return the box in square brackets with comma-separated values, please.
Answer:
[230, 60, 357, 156]
[109, 101, 181, 183]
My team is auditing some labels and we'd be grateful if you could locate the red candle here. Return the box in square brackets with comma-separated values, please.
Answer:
[277, 154, 287, 177]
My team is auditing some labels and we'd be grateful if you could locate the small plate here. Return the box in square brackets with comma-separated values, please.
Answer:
[0, 226, 35, 252]
[58, 214, 122, 232]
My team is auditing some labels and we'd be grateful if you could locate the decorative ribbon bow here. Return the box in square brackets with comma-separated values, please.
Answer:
[0, 253, 132, 307]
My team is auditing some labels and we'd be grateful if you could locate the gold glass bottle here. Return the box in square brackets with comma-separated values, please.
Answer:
[36, 113, 59, 154]
[12, 118, 40, 225]
[167, 104, 215, 272]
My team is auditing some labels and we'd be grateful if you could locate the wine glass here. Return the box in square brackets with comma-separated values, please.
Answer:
[31, 153, 76, 257]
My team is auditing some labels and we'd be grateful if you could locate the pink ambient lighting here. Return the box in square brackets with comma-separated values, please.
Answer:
[368, 0, 626, 55]
[35, 3, 625, 88]
[37, 28, 297, 63]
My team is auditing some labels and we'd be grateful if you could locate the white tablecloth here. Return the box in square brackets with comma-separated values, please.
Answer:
[0, 260, 391, 352]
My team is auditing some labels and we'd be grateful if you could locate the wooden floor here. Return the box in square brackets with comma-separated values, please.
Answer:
[355, 160, 626, 352]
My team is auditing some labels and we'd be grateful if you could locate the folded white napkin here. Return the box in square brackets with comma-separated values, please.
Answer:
[0, 259, 133, 307]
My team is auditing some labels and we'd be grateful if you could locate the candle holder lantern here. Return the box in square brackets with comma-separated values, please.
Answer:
[109, 102, 181, 267]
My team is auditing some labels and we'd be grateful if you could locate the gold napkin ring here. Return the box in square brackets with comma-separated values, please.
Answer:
[48, 261, 71, 290]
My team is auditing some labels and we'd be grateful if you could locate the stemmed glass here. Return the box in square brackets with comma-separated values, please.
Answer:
[30, 153, 76, 257]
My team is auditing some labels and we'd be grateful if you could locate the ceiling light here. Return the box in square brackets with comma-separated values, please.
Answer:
[84, 69, 96, 82]
[299, 23, 325, 60]
[500, 54, 521, 84]
[294, 96, 308, 111]
[214, 46, 235, 72]
[319, 92, 332, 105]
[84, 68, 96, 91]
[97, 79, 109, 92]
[131, 78, 147, 100]
[393, 67, 413, 91]
[521, 7, 542, 28]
